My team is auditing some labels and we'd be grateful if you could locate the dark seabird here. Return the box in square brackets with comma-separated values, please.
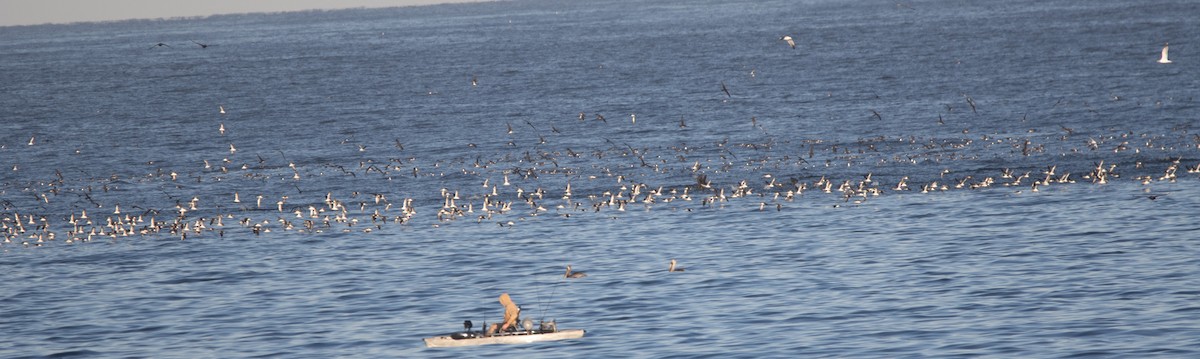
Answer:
[565, 265, 587, 278]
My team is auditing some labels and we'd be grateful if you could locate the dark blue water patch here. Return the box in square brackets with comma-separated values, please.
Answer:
[244, 351, 298, 359]
[120, 324, 171, 334]
[932, 340, 1017, 354]
[1061, 349, 1122, 358]
[151, 271, 229, 285]
[40, 350, 105, 359]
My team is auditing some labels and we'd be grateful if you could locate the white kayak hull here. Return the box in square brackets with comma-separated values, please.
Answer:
[423, 329, 585, 348]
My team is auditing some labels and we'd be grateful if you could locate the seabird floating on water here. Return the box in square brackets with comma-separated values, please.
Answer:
[669, 259, 685, 272]
[565, 265, 587, 278]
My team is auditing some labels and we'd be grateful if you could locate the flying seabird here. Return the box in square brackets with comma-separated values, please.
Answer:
[780, 35, 795, 49]
[720, 81, 731, 98]
[191, 40, 209, 48]
[1158, 43, 1172, 64]
[149, 43, 170, 49]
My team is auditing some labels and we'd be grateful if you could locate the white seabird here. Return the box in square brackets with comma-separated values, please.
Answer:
[780, 35, 795, 49]
[1158, 43, 1172, 64]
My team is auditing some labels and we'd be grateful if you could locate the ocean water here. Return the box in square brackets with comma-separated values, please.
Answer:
[2, 0, 1199, 357]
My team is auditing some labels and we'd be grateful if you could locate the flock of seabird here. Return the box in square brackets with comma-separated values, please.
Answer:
[0, 40, 1190, 249]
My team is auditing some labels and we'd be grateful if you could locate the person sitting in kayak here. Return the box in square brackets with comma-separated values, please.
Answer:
[487, 293, 521, 334]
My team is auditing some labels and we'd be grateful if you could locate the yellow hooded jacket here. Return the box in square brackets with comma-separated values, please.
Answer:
[499, 293, 520, 331]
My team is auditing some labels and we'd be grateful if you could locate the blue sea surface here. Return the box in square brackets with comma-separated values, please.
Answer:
[1, 0, 1199, 357]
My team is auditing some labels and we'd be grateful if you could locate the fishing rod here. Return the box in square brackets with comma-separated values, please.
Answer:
[535, 272, 565, 323]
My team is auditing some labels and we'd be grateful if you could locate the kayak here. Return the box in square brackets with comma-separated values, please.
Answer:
[423, 329, 585, 348]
